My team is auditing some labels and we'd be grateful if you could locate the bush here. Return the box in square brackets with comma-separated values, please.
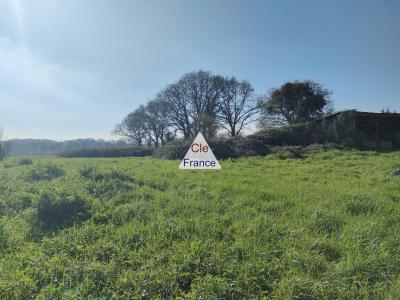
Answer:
[229, 138, 271, 157]
[303, 143, 347, 153]
[19, 158, 33, 165]
[153, 137, 270, 159]
[27, 164, 65, 181]
[0, 144, 5, 161]
[59, 147, 153, 158]
[272, 146, 304, 160]
[152, 140, 192, 159]
[37, 191, 91, 232]
[250, 124, 312, 146]
[79, 166, 132, 182]
[79, 166, 104, 181]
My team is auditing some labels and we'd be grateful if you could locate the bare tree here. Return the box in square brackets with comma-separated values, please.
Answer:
[160, 82, 192, 139]
[143, 97, 171, 147]
[160, 70, 223, 139]
[181, 70, 223, 137]
[113, 106, 147, 146]
[217, 78, 260, 136]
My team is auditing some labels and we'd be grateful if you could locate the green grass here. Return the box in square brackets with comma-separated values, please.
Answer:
[0, 149, 400, 299]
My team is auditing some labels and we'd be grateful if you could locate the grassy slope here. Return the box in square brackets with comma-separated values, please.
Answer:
[0, 150, 400, 299]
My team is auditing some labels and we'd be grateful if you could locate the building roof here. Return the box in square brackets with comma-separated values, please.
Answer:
[312, 109, 400, 123]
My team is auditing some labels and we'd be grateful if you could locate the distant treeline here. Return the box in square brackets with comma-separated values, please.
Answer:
[59, 147, 153, 158]
[2, 139, 132, 156]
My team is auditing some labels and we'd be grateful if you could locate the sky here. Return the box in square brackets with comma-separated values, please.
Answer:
[0, 0, 399, 141]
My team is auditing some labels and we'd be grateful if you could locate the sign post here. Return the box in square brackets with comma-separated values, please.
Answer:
[179, 132, 221, 170]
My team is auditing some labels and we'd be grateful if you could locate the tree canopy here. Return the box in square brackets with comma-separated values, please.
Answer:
[114, 75, 334, 146]
[260, 80, 333, 126]
[115, 70, 261, 145]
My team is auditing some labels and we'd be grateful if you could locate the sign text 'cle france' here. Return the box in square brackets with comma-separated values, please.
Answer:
[179, 132, 221, 169]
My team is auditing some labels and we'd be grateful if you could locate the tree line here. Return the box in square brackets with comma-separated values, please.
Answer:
[0, 128, 4, 160]
[2, 138, 132, 156]
[114, 70, 334, 146]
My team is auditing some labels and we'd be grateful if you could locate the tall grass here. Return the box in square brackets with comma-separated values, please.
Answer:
[0, 150, 399, 298]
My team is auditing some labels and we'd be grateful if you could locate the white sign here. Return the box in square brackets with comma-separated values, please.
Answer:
[179, 132, 221, 169]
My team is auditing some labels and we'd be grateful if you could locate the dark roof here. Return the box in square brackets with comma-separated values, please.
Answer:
[311, 110, 400, 123]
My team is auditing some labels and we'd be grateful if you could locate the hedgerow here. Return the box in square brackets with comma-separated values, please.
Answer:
[153, 138, 270, 159]
[59, 146, 153, 158]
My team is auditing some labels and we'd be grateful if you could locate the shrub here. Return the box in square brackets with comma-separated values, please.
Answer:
[79, 166, 104, 181]
[37, 191, 91, 232]
[27, 164, 65, 181]
[272, 146, 304, 160]
[152, 140, 192, 159]
[0, 144, 5, 161]
[19, 158, 33, 165]
[153, 137, 270, 159]
[79, 168, 135, 197]
[304, 143, 347, 153]
[59, 147, 153, 158]
[229, 138, 271, 157]
[79, 167, 133, 183]
[250, 124, 312, 146]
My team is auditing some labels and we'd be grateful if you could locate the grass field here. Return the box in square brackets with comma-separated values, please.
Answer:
[1, 149, 400, 299]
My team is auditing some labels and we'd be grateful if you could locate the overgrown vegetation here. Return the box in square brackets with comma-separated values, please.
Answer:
[26, 163, 65, 182]
[153, 138, 270, 159]
[37, 191, 91, 232]
[251, 110, 358, 147]
[0, 150, 400, 298]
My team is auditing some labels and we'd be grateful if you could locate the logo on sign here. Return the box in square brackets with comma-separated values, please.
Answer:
[179, 132, 221, 169]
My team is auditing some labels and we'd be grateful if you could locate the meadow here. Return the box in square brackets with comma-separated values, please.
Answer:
[0, 149, 400, 299]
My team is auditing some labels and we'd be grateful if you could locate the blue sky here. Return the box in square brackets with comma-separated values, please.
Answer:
[0, 0, 399, 140]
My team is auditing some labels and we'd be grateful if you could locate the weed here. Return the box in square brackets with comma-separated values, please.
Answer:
[27, 163, 65, 181]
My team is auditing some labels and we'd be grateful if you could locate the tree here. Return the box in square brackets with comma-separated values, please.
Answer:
[113, 106, 147, 146]
[160, 82, 192, 139]
[260, 80, 333, 127]
[0, 127, 5, 160]
[143, 98, 171, 147]
[181, 71, 223, 137]
[217, 77, 260, 136]
[160, 70, 223, 139]
[381, 107, 397, 114]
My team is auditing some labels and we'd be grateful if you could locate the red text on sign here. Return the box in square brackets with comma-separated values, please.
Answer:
[191, 143, 209, 153]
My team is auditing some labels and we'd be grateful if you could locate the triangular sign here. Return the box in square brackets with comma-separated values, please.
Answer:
[179, 132, 221, 169]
